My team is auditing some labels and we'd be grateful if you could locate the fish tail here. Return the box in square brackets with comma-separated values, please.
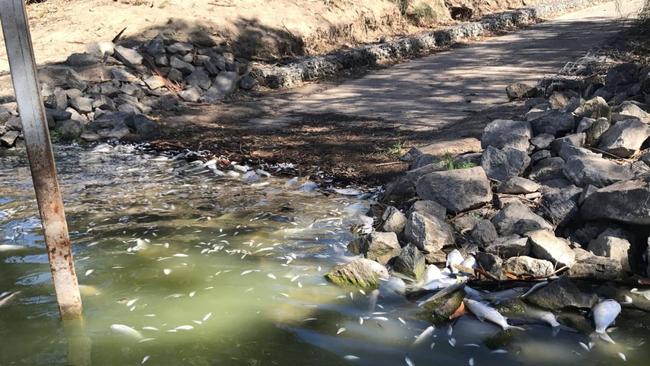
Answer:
[591, 331, 616, 344]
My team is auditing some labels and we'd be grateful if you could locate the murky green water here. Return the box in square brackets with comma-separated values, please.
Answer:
[0, 144, 648, 366]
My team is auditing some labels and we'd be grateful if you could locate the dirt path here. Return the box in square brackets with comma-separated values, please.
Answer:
[155, 0, 644, 185]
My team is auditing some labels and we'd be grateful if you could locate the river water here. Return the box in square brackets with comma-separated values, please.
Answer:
[0, 144, 647, 366]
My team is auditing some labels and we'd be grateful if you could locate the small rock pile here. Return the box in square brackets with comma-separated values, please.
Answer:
[0, 32, 256, 147]
[329, 61, 650, 290]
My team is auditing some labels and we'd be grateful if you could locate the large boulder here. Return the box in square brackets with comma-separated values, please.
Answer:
[530, 111, 575, 136]
[597, 119, 650, 158]
[481, 146, 530, 182]
[469, 219, 498, 248]
[404, 212, 455, 253]
[381, 206, 407, 234]
[539, 178, 582, 226]
[496, 177, 540, 194]
[568, 254, 623, 280]
[485, 235, 530, 258]
[573, 96, 611, 120]
[562, 155, 633, 188]
[415, 167, 492, 213]
[348, 232, 401, 265]
[392, 244, 426, 281]
[588, 228, 631, 272]
[581, 177, 650, 225]
[491, 201, 553, 236]
[525, 277, 598, 310]
[503, 256, 554, 277]
[125, 114, 160, 139]
[612, 101, 650, 123]
[526, 229, 576, 268]
[408, 200, 446, 220]
[325, 258, 389, 288]
[481, 119, 532, 151]
[528, 157, 565, 181]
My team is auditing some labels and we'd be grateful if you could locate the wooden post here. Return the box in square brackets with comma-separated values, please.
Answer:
[0, 0, 83, 320]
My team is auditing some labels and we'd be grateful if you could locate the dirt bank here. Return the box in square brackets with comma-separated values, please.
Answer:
[0, 0, 547, 73]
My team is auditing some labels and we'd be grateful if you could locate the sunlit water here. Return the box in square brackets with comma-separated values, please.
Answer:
[0, 144, 647, 366]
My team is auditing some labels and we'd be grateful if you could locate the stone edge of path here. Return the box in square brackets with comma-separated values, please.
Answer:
[251, 0, 611, 89]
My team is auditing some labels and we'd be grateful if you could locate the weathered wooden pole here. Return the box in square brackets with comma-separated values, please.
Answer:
[0, 0, 83, 319]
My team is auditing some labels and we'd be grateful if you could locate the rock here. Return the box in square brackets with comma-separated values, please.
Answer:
[597, 119, 650, 158]
[180, 87, 202, 103]
[574, 96, 611, 120]
[412, 154, 439, 169]
[408, 200, 446, 220]
[54, 119, 83, 139]
[113, 45, 143, 66]
[485, 235, 530, 258]
[567, 255, 623, 281]
[415, 167, 492, 213]
[45, 108, 72, 121]
[38, 65, 87, 90]
[404, 161, 446, 183]
[550, 133, 585, 155]
[325, 258, 389, 288]
[469, 219, 498, 248]
[506, 83, 537, 100]
[563, 153, 633, 188]
[496, 177, 540, 194]
[530, 150, 551, 164]
[391, 244, 426, 280]
[476, 252, 503, 278]
[530, 111, 575, 137]
[167, 68, 184, 83]
[581, 177, 650, 225]
[481, 146, 530, 182]
[201, 71, 239, 103]
[582, 117, 610, 146]
[381, 206, 407, 234]
[504, 256, 554, 277]
[526, 230, 576, 268]
[125, 114, 160, 139]
[0, 130, 19, 147]
[186, 69, 212, 90]
[69, 96, 93, 113]
[167, 42, 194, 54]
[424, 250, 448, 264]
[481, 119, 532, 151]
[111, 68, 139, 83]
[84, 111, 131, 140]
[66, 52, 99, 66]
[6, 116, 22, 131]
[421, 288, 465, 324]
[525, 277, 598, 310]
[144, 75, 166, 90]
[539, 179, 582, 226]
[349, 232, 401, 265]
[491, 201, 553, 236]
[548, 91, 573, 110]
[530, 133, 555, 150]
[606, 63, 640, 91]
[169, 56, 195, 74]
[239, 75, 257, 90]
[382, 176, 416, 203]
[588, 228, 631, 271]
[404, 212, 455, 253]
[528, 157, 565, 181]
[613, 101, 650, 123]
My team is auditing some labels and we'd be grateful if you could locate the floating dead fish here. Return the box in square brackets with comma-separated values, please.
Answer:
[412, 326, 435, 347]
[521, 281, 548, 298]
[85, 269, 95, 276]
[578, 342, 590, 351]
[127, 239, 149, 253]
[163, 269, 172, 275]
[592, 299, 620, 344]
[110, 324, 143, 340]
[463, 298, 524, 331]
[405, 356, 415, 366]
[142, 327, 159, 331]
[448, 337, 457, 347]
[333, 188, 363, 196]
[468, 357, 475, 366]
[174, 325, 194, 331]
[630, 288, 650, 301]
[343, 355, 360, 361]
[336, 327, 346, 335]
[446, 250, 464, 274]
[618, 352, 626, 361]
[202, 313, 212, 322]
[525, 307, 560, 328]
[142, 355, 150, 364]
[482, 287, 527, 305]
[126, 299, 138, 307]
[0, 291, 20, 307]
[0, 244, 29, 253]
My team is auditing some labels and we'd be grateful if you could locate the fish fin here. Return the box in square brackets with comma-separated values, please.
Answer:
[552, 326, 560, 337]
[597, 331, 616, 344]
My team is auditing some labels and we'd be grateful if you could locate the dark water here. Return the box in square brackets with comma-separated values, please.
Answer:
[0, 144, 647, 366]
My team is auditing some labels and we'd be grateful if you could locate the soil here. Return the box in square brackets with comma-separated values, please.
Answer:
[0, 0, 547, 73]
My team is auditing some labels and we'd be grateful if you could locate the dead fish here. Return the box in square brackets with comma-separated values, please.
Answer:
[630, 288, 650, 301]
[421, 265, 444, 284]
[380, 277, 406, 296]
[142, 355, 150, 364]
[592, 299, 620, 344]
[127, 239, 149, 253]
[405, 356, 415, 366]
[446, 250, 464, 273]
[0, 244, 28, 253]
[521, 281, 548, 298]
[110, 324, 144, 340]
[174, 325, 194, 331]
[525, 307, 560, 328]
[343, 355, 360, 361]
[618, 352, 626, 361]
[463, 298, 525, 331]
[482, 287, 527, 305]
[0, 291, 20, 307]
[368, 289, 379, 312]
[412, 325, 435, 347]
[421, 277, 459, 291]
[336, 327, 346, 335]
[460, 255, 476, 270]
